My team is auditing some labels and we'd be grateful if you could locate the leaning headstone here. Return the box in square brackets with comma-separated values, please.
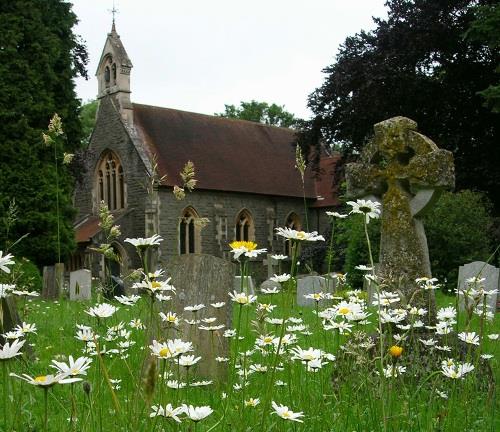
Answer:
[42, 263, 64, 300]
[69, 269, 92, 301]
[234, 276, 255, 295]
[168, 254, 236, 378]
[362, 264, 380, 305]
[346, 116, 454, 311]
[457, 261, 500, 312]
[0, 297, 21, 340]
[297, 275, 334, 307]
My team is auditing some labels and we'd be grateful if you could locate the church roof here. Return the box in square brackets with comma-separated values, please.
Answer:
[95, 24, 132, 75]
[132, 104, 318, 198]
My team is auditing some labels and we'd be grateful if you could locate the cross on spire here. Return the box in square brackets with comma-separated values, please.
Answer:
[109, 1, 119, 32]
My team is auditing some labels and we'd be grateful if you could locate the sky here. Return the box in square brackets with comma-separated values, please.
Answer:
[71, 0, 388, 119]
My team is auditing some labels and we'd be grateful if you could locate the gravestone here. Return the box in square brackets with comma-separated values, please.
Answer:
[0, 297, 21, 340]
[234, 276, 255, 295]
[297, 275, 334, 307]
[69, 269, 92, 301]
[168, 254, 236, 378]
[259, 278, 281, 293]
[263, 254, 278, 279]
[346, 117, 454, 311]
[42, 263, 64, 300]
[457, 261, 499, 312]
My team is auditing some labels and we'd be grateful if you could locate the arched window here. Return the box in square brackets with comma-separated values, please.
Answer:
[96, 151, 126, 211]
[285, 212, 302, 256]
[179, 207, 201, 254]
[104, 66, 110, 86]
[235, 209, 255, 242]
[112, 63, 117, 83]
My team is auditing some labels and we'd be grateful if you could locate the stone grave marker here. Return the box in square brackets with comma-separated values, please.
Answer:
[259, 278, 281, 293]
[42, 263, 64, 300]
[346, 116, 454, 311]
[457, 261, 499, 312]
[234, 276, 255, 295]
[168, 254, 236, 378]
[0, 297, 21, 340]
[69, 269, 92, 301]
[297, 275, 335, 307]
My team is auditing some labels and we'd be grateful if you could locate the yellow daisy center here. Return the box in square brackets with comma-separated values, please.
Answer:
[151, 281, 162, 289]
[35, 376, 47, 383]
[338, 307, 350, 315]
[296, 231, 307, 240]
[159, 348, 171, 357]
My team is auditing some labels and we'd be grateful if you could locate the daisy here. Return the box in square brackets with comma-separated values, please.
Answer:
[51, 356, 92, 378]
[325, 211, 348, 218]
[182, 405, 213, 422]
[15, 322, 37, 335]
[124, 234, 163, 248]
[210, 302, 225, 308]
[10, 373, 73, 387]
[441, 362, 474, 379]
[229, 241, 267, 259]
[261, 287, 280, 294]
[184, 304, 205, 312]
[271, 401, 304, 422]
[115, 294, 141, 306]
[487, 334, 499, 340]
[347, 199, 381, 222]
[382, 365, 406, 378]
[150, 404, 184, 422]
[270, 273, 291, 283]
[245, 398, 260, 407]
[0, 284, 15, 298]
[271, 254, 287, 260]
[0, 251, 15, 273]
[275, 227, 325, 242]
[0, 339, 25, 360]
[458, 332, 480, 346]
[85, 303, 118, 319]
[159, 312, 180, 326]
[178, 355, 201, 367]
[291, 346, 322, 363]
[228, 291, 257, 305]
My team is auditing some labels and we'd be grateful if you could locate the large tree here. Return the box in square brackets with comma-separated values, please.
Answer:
[299, 0, 500, 211]
[0, 1, 88, 265]
[216, 100, 298, 128]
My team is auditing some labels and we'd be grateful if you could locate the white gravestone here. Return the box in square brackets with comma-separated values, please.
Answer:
[297, 275, 335, 307]
[69, 269, 92, 301]
[457, 261, 499, 312]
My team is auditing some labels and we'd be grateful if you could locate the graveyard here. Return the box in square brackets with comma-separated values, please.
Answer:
[1, 1, 500, 431]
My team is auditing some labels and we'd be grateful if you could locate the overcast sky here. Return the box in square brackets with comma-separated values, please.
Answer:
[71, 0, 388, 119]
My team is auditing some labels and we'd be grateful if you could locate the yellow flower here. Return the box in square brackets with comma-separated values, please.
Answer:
[389, 345, 403, 358]
[229, 241, 257, 251]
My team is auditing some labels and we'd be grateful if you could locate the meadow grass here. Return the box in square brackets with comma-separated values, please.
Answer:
[1, 288, 498, 432]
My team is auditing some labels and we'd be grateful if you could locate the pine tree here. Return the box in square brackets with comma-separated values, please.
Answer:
[0, 1, 88, 265]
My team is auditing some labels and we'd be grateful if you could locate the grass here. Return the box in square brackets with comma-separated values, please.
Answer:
[1, 287, 498, 431]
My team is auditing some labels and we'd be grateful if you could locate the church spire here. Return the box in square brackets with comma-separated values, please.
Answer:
[110, 1, 118, 34]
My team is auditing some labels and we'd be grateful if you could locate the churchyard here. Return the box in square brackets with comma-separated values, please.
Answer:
[0, 117, 498, 431]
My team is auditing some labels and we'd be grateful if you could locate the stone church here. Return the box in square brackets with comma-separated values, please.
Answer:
[72, 23, 339, 281]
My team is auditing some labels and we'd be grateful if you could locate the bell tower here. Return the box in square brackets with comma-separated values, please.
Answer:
[96, 19, 133, 126]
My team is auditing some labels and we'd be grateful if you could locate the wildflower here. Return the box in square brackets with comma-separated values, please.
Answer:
[215, 357, 229, 362]
[125, 234, 163, 248]
[245, 398, 260, 407]
[115, 294, 141, 306]
[159, 312, 180, 326]
[382, 365, 406, 378]
[290, 346, 322, 363]
[0, 339, 25, 360]
[135, 278, 175, 295]
[190, 380, 212, 387]
[415, 277, 439, 290]
[182, 405, 213, 422]
[458, 332, 480, 346]
[62, 152, 74, 165]
[229, 241, 266, 259]
[261, 287, 280, 294]
[86, 303, 118, 319]
[257, 303, 276, 313]
[487, 334, 499, 340]
[270, 273, 291, 283]
[229, 290, 257, 305]
[184, 304, 205, 312]
[167, 380, 186, 389]
[441, 362, 474, 379]
[150, 404, 184, 422]
[271, 401, 304, 423]
[355, 264, 373, 271]
[199, 324, 225, 331]
[15, 322, 37, 335]
[326, 211, 348, 218]
[2, 330, 23, 340]
[275, 227, 325, 242]
[347, 199, 381, 222]
[10, 373, 73, 387]
[271, 254, 287, 260]
[389, 345, 403, 358]
[419, 338, 437, 347]
[178, 355, 201, 367]
[437, 306, 456, 322]
[210, 302, 225, 308]
[0, 251, 15, 274]
[51, 356, 92, 378]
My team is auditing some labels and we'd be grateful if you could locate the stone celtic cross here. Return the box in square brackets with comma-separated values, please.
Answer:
[346, 117, 454, 308]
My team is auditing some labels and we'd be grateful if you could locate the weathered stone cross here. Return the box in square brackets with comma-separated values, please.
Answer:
[346, 117, 454, 309]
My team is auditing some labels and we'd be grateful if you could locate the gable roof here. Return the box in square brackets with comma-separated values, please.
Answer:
[132, 103, 317, 198]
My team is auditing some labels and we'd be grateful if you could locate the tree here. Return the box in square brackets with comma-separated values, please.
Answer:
[80, 99, 98, 147]
[299, 0, 500, 212]
[0, 1, 88, 266]
[216, 100, 298, 128]
[466, 3, 500, 112]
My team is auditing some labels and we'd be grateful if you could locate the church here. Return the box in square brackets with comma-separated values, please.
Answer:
[72, 23, 340, 281]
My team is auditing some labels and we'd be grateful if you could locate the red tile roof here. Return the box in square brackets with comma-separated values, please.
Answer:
[133, 104, 317, 198]
[75, 216, 101, 244]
